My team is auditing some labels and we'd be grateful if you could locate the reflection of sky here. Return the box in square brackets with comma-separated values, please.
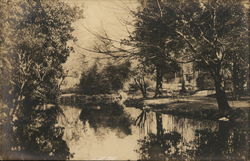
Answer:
[59, 106, 141, 160]
[162, 115, 218, 143]
[72, 122, 139, 160]
[140, 111, 218, 143]
[59, 105, 219, 160]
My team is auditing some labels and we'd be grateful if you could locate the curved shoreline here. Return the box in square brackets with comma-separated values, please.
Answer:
[124, 96, 250, 123]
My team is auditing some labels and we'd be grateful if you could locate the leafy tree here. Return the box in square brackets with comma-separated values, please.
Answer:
[103, 61, 131, 91]
[0, 0, 82, 159]
[79, 61, 131, 95]
[136, 0, 248, 109]
[79, 63, 112, 95]
[170, 0, 248, 111]
[1, 0, 82, 118]
[129, 0, 182, 97]
[86, 0, 181, 98]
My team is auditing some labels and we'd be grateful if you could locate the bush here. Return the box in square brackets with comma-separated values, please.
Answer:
[103, 61, 131, 91]
[79, 61, 131, 95]
[79, 64, 112, 95]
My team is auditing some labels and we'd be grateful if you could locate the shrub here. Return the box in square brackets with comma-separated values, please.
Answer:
[79, 64, 112, 95]
[79, 61, 131, 95]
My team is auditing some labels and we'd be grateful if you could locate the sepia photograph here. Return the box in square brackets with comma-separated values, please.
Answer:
[0, 0, 249, 160]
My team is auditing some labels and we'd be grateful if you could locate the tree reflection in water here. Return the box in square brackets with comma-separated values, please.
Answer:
[136, 110, 187, 161]
[136, 110, 249, 161]
[9, 105, 72, 160]
[79, 104, 132, 136]
[190, 122, 249, 161]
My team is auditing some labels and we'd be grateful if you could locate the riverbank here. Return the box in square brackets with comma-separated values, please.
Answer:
[59, 93, 122, 106]
[124, 95, 250, 122]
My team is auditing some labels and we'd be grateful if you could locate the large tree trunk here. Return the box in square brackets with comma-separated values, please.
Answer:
[154, 66, 163, 98]
[214, 76, 231, 112]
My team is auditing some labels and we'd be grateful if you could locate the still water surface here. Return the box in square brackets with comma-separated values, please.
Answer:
[58, 105, 248, 160]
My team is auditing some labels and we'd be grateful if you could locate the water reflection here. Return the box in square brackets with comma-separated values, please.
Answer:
[79, 104, 132, 136]
[58, 105, 249, 160]
[59, 104, 139, 160]
[136, 110, 249, 161]
[190, 122, 249, 161]
[136, 111, 187, 160]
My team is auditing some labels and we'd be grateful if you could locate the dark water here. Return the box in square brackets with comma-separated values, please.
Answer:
[58, 105, 249, 160]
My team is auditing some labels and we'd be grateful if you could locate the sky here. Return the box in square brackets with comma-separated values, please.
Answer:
[63, 0, 138, 75]
[61, 0, 139, 88]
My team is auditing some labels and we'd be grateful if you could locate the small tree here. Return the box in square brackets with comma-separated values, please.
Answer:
[129, 63, 153, 98]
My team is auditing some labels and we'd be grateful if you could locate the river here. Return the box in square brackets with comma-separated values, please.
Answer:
[57, 104, 248, 160]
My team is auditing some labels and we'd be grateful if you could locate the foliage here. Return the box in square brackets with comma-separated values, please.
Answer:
[189, 124, 249, 160]
[128, 63, 152, 97]
[0, 0, 82, 159]
[130, 0, 248, 108]
[171, 0, 248, 110]
[103, 61, 131, 91]
[83, 0, 248, 109]
[228, 49, 249, 99]
[128, 0, 182, 97]
[196, 72, 214, 90]
[137, 131, 185, 161]
[10, 105, 72, 160]
[79, 63, 112, 95]
[79, 61, 131, 95]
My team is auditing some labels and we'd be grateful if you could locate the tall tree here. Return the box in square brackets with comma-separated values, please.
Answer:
[6, 0, 81, 119]
[172, 0, 248, 111]
[0, 0, 82, 159]
[81, 0, 182, 98]
[130, 0, 181, 97]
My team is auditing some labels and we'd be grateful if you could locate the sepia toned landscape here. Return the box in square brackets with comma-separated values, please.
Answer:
[0, 0, 249, 160]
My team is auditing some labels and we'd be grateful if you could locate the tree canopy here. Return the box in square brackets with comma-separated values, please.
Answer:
[171, 0, 248, 110]
[0, 0, 82, 159]
[91, 0, 248, 110]
[79, 61, 131, 95]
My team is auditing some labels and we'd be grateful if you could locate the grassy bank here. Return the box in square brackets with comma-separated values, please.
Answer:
[124, 95, 250, 122]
